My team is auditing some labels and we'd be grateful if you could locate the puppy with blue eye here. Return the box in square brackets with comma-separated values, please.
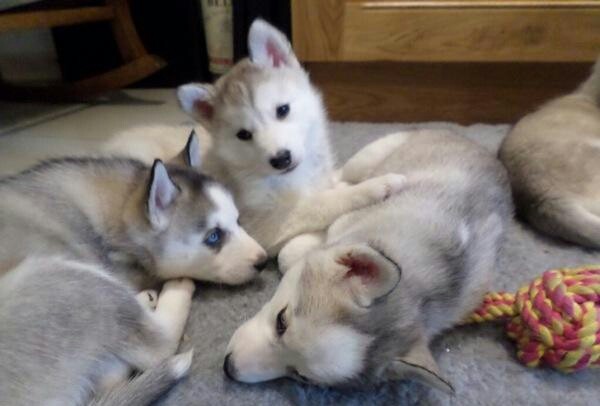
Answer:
[104, 19, 407, 261]
[0, 131, 267, 405]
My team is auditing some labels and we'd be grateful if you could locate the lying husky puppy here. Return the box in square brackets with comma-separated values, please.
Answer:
[225, 130, 512, 392]
[499, 58, 600, 248]
[0, 135, 265, 405]
[104, 19, 406, 257]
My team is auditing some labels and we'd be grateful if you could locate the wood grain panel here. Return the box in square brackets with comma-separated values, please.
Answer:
[358, 1, 600, 8]
[292, 0, 345, 61]
[292, 0, 600, 62]
[0, 6, 113, 32]
[306, 62, 591, 123]
[343, 5, 600, 62]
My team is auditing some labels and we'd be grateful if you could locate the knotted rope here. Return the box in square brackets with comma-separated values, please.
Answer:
[465, 265, 600, 372]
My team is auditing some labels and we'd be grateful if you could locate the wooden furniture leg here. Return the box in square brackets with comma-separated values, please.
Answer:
[0, 0, 166, 101]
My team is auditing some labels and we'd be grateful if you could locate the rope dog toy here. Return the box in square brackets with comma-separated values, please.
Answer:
[465, 265, 600, 372]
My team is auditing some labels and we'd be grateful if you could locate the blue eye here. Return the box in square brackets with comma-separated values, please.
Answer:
[204, 228, 222, 247]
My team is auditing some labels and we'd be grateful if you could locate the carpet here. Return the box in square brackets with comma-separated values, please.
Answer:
[1, 91, 598, 405]
[162, 121, 600, 406]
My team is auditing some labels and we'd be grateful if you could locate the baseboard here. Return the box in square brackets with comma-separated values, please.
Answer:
[305, 62, 591, 123]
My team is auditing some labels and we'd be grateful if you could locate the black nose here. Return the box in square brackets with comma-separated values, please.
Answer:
[254, 259, 268, 272]
[269, 149, 292, 170]
[223, 353, 236, 380]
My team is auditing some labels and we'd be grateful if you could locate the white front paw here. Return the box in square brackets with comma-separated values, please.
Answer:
[136, 289, 158, 310]
[163, 278, 196, 295]
[365, 173, 407, 200]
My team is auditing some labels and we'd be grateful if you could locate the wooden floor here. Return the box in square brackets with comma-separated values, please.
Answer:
[307, 62, 592, 124]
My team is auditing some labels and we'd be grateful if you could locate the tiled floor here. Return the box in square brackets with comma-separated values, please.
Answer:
[0, 89, 193, 175]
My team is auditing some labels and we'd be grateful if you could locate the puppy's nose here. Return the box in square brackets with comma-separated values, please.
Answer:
[269, 149, 292, 170]
[223, 353, 237, 380]
[253, 258, 268, 272]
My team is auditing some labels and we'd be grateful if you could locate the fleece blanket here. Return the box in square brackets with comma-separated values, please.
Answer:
[1, 91, 597, 405]
[161, 122, 600, 406]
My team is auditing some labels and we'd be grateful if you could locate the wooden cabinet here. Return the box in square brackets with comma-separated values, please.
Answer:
[292, 0, 600, 122]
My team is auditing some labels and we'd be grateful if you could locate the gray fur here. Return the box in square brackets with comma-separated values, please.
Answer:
[0, 258, 184, 405]
[321, 130, 511, 383]
[498, 57, 600, 248]
[0, 156, 240, 405]
[226, 129, 512, 389]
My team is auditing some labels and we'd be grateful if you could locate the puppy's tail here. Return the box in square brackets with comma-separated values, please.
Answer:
[577, 55, 600, 103]
[528, 198, 600, 249]
[90, 350, 193, 406]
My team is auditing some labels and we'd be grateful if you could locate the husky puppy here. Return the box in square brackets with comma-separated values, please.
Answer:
[104, 19, 406, 257]
[0, 134, 266, 405]
[499, 58, 600, 248]
[225, 130, 512, 392]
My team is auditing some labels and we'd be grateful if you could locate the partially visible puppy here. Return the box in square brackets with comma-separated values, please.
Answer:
[499, 57, 600, 248]
[104, 20, 406, 258]
[0, 133, 265, 405]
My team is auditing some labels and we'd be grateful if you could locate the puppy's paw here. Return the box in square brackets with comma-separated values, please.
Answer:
[364, 173, 407, 200]
[163, 278, 196, 295]
[136, 289, 158, 310]
[169, 349, 194, 379]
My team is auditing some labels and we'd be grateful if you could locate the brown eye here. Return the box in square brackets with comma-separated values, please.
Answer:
[276, 104, 290, 119]
[276, 306, 288, 336]
[236, 129, 252, 141]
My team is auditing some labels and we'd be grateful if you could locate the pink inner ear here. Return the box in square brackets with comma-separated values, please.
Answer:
[338, 255, 378, 283]
[266, 40, 286, 68]
[194, 100, 214, 119]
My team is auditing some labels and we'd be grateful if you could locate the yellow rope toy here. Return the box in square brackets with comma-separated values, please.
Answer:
[464, 265, 600, 372]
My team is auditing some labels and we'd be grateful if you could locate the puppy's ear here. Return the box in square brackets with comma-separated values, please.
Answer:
[334, 244, 401, 308]
[147, 160, 179, 230]
[387, 339, 454, 394]
[248, 19, 299, 69]
[170, 130, 201, 168]
[177, 83, 215, 125]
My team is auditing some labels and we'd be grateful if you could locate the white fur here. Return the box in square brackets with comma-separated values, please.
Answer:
[301, 325, 372, 384]
[225, 259, 373, 385]
[226, 129, 511, 387]
[153, 278, 196, 354]
[156, 184, 266, 284]
[104, 22, 409, 261]
[169, 349, 194, 379]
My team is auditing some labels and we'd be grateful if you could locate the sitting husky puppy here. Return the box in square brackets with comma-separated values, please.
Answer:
[225, 130, 512, 392]
[104, 19, 406, 257]
[0, 134, 266, 405]
[499, 58, 600, 248]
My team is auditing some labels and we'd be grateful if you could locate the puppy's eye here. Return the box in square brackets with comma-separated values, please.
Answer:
[276, 104, 290, 119]
[236, 129, 253, 141]
[204, 227, 222, 248]
[276, 306, 288, 336]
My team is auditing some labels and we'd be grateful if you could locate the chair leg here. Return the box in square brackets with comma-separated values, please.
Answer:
[0, 0, 167, 101]
[108, 0, 147, 62]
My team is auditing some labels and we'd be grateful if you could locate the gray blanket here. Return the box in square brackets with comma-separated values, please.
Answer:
[161, 122, 600, 406]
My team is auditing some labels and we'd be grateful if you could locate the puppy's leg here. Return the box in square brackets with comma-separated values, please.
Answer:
[136, 289, 158, 311]
[271, 173, 407, 251]
[341, 132, 409, 183]
[278, 232, 325, 274]
[153, 278, 196, 355]
[97, 289, 160, 392]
